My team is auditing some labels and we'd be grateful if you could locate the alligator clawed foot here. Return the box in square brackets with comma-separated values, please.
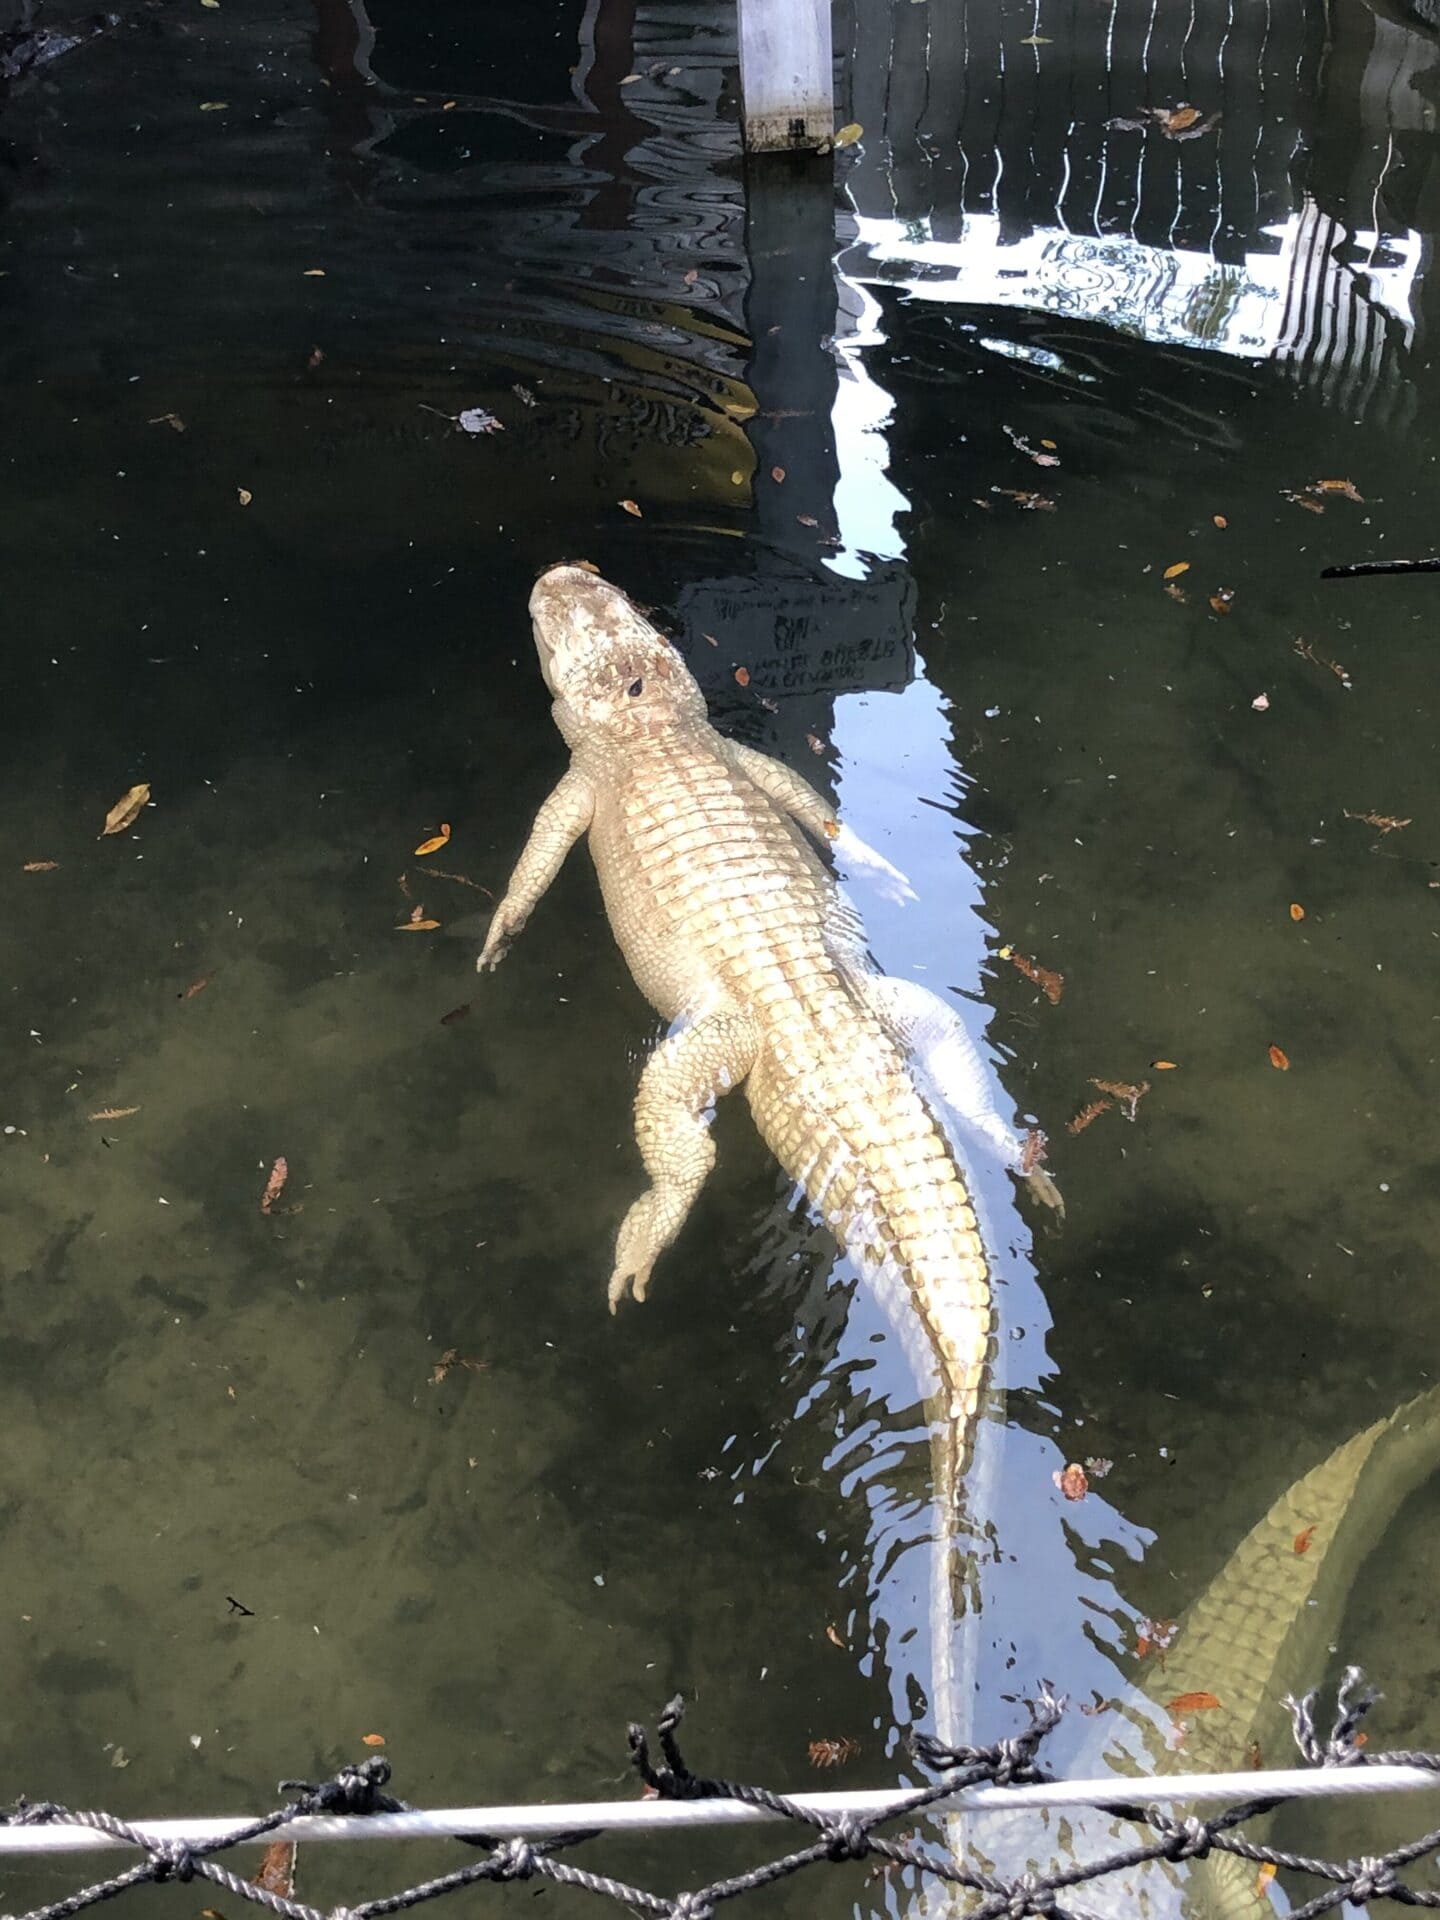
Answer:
[608, 1197, 660, 1312]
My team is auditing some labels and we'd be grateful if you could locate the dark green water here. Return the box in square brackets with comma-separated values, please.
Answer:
[1, 1, 1438, 1915]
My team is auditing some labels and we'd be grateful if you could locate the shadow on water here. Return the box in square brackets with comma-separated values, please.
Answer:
[0, 0, 1438, 1913]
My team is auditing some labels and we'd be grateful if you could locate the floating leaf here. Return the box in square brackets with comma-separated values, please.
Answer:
[1213, 514, 1227, 528]
[23, 860, 59, 872]
[1084, 1456, 1114, 1479]
[1151, 1059, 1178, 1070]
[1091, 1076, 1149, 1121]
[361, 1733, 386, 1748]
[250, 1842, 295, 1899]
[1167, 1691, 1221, 1714]
[261, 1155, 289, 1215]
[102, 783, 151, 836]
[832, 122, 864, 149]
[149, 412, 186, 433]
[998, 945, 1064, 1004]
[1137, 1618, 1177, 1661]
[1054, 1462, 1088, 1501]
[1313, 478, 1364, 502]
[770, 465, 786, 484]
[1251, 691, 1270, 711]
[430, 1347, 489, 1385]
[825, 1623, 848, 1650]
[1268, 1045, 1290, 1071]
[89, 1106, 140, 1122]
[184, 969, 217, 999]
[1289, 903, 1305, 922]
[414, 823, 452, 857]
[619, 499, 643, 517]
[733, 666, 751, 688]
[808, 1736, 860, 1767]
[1020, 1127, 1047, 1175]
[1162, 105, 1202, 132]
[796, 513, 818, 528]
[396, 918, 441, 931]
[1293, 1524, 1317, 1555]
[1209, 587, 1234, 615]
[1163, 561, 1190, 580]
[198, 100, 228, 110]
[1067, 1098, 1111, 1135]
[806, 733, 825, 755]
[1343, 808, 1410, 835]
[303, 268, 326, 277]
[1164, 580, 1187, 603]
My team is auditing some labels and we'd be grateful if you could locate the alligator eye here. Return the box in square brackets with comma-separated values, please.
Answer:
[627, 678, 644, 697]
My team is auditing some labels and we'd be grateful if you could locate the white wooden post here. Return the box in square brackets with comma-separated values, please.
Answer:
[737, 0, 833, 152]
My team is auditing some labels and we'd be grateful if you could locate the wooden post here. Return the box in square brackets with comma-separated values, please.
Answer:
[737, 0, 834, 152]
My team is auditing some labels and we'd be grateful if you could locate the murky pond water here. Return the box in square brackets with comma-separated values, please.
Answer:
[1, 0, 1438, 1915]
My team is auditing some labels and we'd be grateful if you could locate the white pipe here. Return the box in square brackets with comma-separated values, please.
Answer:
[1, 1765, 1436, 1855]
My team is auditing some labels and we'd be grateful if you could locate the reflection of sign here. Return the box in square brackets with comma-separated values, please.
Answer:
[678, 563, 916, 700]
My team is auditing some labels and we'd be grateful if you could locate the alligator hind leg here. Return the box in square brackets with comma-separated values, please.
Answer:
[609, 1005, 761, 1312]
[848, 970, 1064, 1220]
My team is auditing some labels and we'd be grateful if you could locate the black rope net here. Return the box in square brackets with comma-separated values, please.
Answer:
[3, 1672, 1438, 1920]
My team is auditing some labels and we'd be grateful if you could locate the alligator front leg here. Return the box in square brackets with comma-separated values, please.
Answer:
[851, 970, 1064, 1220]
[727, 743, 917, 904]
[609, 1005, 761, 1312]
[478, 766, 595, 971]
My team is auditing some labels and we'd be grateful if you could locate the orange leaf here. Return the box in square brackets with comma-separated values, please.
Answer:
[821, 818, 840, 840]
[1255, 1863, 1277, 1896]
[1166, 1691, 1221, 1714]
[184, 969, 217, 999]
[1151, 1060, 1178, 1070]
[619, 499, 643, 517]
[261, 1156, 289, 1215]
[1268, 1044, 1290, 1071]
[250, 1842, 296, 1899]
[396, 918, 441, 931]
[1163, 561, 1190, 580]
[733, 666, 750, 687]
[825, 1623, 848, 1650]
[1213, 514, 1227, 529]
[1289, 903, 1305, 921]
[361, 1732, 386, 1748]
[1054, 1462, 1088, 1501]
[1293, 1524, 1316, 1555]
[414, 823, 452, 857]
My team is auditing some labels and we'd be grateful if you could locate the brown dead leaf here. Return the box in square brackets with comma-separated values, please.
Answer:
[440, 1003, 472, 1026]
[1164, 580, 1188, 603]
[1281, 489, 1325, 514]
[149, 412, 186, 433]
[22, 860, 59, 872]
[733, 666, 751, 687]
[1209, 587, 1235, 615]
[1344, 808, 1410, 835]
[1313, 478, 1364, 502]
[1066, 1098, 1111, 1135]
[806, 734, 825, 754]
[1167, 1691, 1221, 1714]
[992, 487, 1055, 510]
[250, 1842, 296, 1900]
[1161, 105, 1202, 132]
[396, 918, 441, 931]
[261, 1156, 289, 1215]
[414, 823, 452, 857]
[1020, 1127, 1047, 1175]
[1163, 561, 1190, 580]
[183, 969, 217, 999]
[1213, 513, 1227, 528]
[619, 499, 643, 517]
[1054, 1462, 1088, 1501]
[89, 1106, 140, 1122]
[1289, 903, 1305, 922]
[361, 1733, 386, 1748]
[808, 1737, 860, 1768]
[429, 1347, 489, 1386]
[102, 783, 151, 837]
[825, 1623, 848, 1650]
[1268, 1045, 1290, 1071]
[1293, 1524, 1317, 1555]
[1090, 1077, 1149, 1121]
[770, 465, 786, 484]
[998, 945, 1064, 1004]
[832, 122, 864, 149]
